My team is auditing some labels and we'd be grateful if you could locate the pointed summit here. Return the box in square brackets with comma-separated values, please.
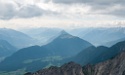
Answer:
[60, 30, 69, 35]
[44, 30, 92, 57]
[58, 30, 74, 39]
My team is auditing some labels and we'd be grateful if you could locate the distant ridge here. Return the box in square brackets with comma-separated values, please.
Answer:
[0, 39, 17, 57]
[71, 41, 125, 66]
[0, 28, 37, 48]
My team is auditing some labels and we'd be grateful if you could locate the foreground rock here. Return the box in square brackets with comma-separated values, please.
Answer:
[83, 51, 125, 75]
[25, 62, 84, 75]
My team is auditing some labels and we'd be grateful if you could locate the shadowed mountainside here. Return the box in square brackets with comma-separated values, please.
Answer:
[70, 41, 125, 66]
[0, 39, 17, 57]
[25, 49, 125, 75]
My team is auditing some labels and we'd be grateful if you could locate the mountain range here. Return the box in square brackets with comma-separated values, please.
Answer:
[68, 27, 125, 47]
[0, 39, 17, 62]
[0, 27, 125, 75]
[20, 27, 125, 47]
[25, 50, 125, 75]
[25, 41, 125, 75]
[21, 27, 62, 45]
[70, 41, 125, 66]
[0, 28, 37, 48]
[0, 30, 92, 71]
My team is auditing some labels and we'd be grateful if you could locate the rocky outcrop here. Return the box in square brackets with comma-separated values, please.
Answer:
[94, 52, 125, 75]
[83, 52, 125, 75]
[25, 62, 84, 75]
[82, 65, 94, 75]
[122, 71, 125, 75]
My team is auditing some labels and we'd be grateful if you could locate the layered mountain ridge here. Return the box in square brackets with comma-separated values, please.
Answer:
[0, 30, 92, 71]
[0, 28, 125, 75]
[25, 49, 125, 75]
[69, 41, 125, 66]
[0, 39, 17, 57]
[0, 28, 37, 48]
[68, 27, 125, 47]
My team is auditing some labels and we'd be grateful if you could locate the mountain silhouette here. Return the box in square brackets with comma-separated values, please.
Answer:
[44, 30, 92, 57]
[70, 41, 125, 66]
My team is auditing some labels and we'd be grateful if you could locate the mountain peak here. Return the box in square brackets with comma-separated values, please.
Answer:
[60, 30, 69, 35]
[58, 30, 74, 39]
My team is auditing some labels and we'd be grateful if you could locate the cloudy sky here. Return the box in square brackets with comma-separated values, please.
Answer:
[0, 0, 125, 29]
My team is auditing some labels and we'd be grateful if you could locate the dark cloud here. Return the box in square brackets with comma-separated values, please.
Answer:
[52, 0, 125, 5]
[107, 7, 125, 17]
[52, 0, 125, 17]
[0, 2, 16, 20]
[88, 2, 125, 17]
[16, 5, 43, 18]
[52, 0, 83, 4]
[0, 2, 44, 20]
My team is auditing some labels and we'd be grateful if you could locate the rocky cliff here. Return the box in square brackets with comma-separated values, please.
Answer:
[25, 62, 84, 75]
[83, 51, 125, 75]
[94, 52, 125, 75]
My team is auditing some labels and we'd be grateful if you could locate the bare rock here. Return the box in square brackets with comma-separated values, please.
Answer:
[25, 62, 84, 75]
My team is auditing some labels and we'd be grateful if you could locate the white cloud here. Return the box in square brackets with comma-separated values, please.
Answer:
[0, 0, 125, 29]
[0, 0, 124, 20]
[16, 5, 43, 18]
[0, 1, 17, 19]
[0, 15, 125, 30]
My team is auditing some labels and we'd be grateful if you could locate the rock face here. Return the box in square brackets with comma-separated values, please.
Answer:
[83, 51, 125, 75]
[94, 52, 125, 75]
[25, 62, 84, 75]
